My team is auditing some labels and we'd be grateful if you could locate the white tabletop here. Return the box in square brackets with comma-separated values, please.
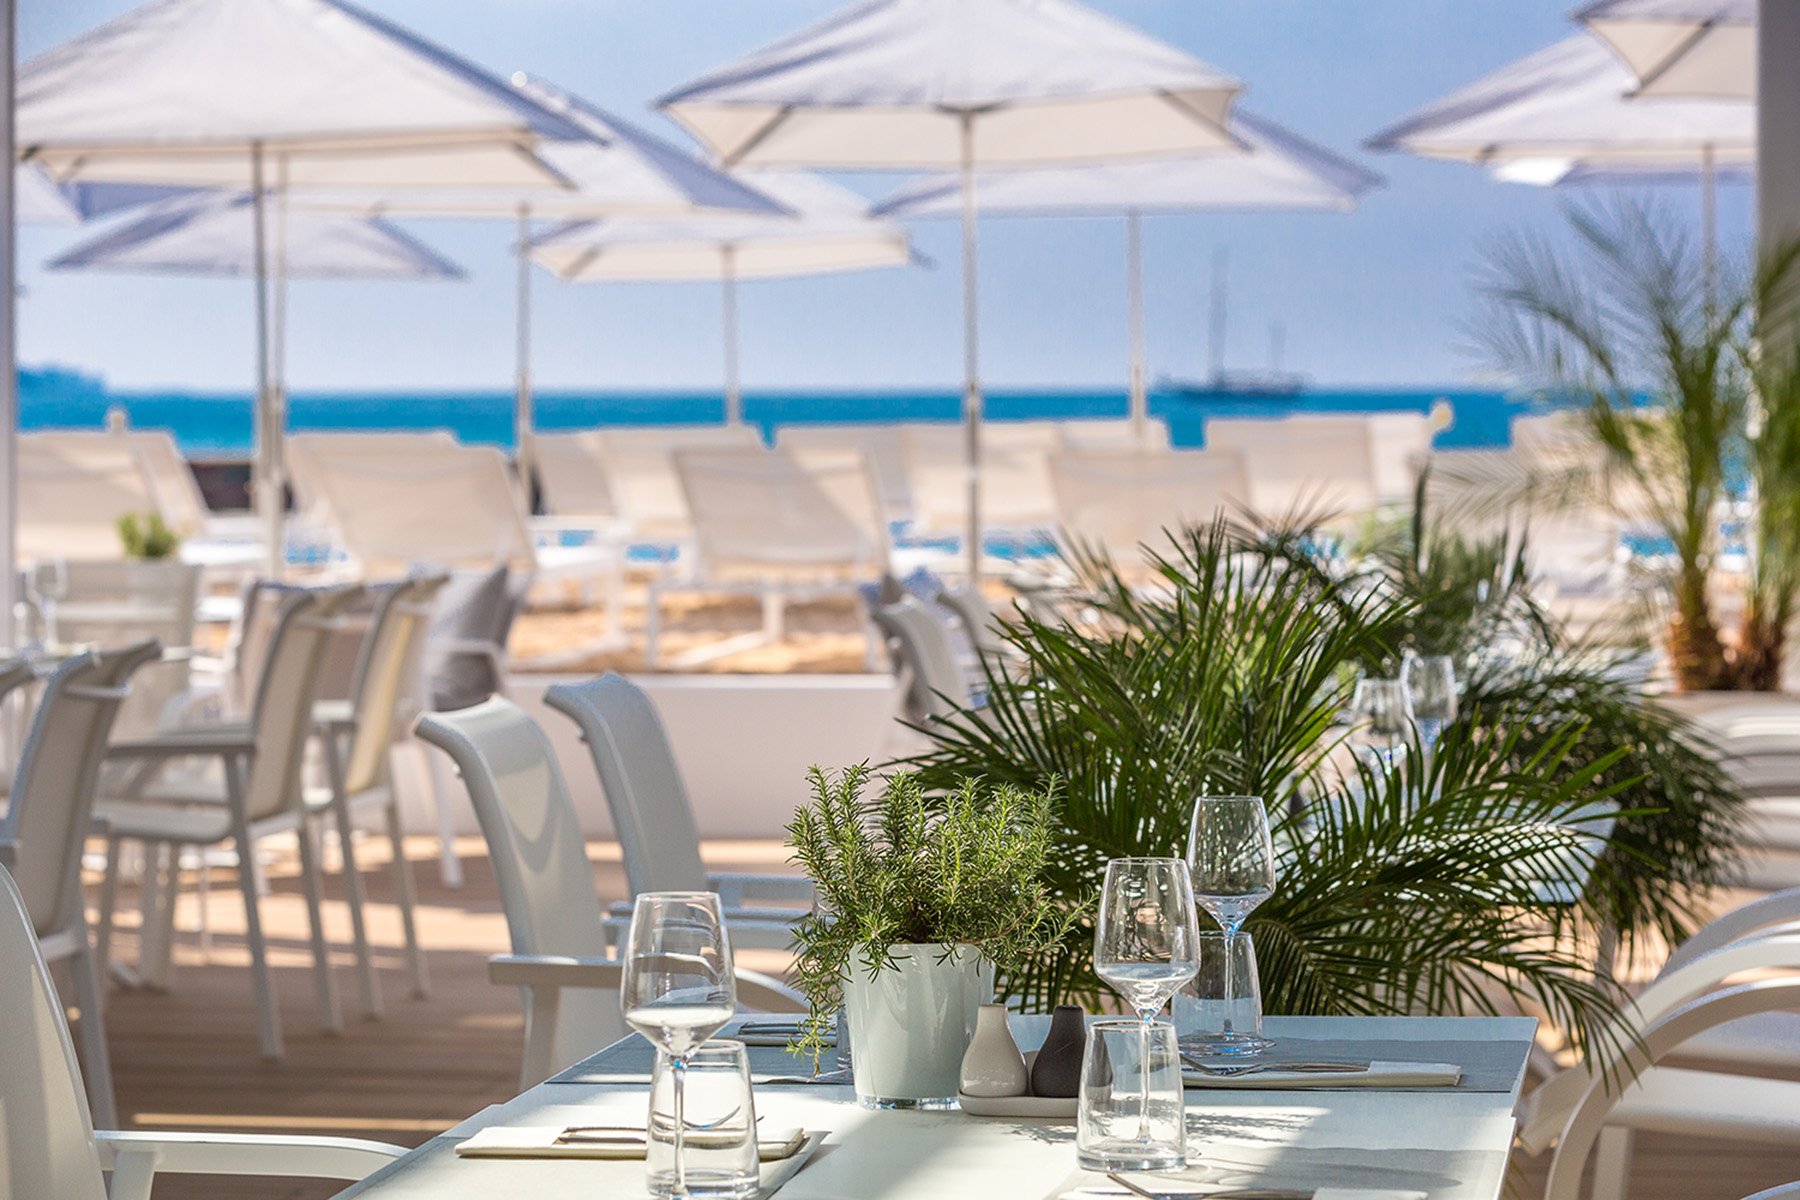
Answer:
[339, 1016, 1535, 1200]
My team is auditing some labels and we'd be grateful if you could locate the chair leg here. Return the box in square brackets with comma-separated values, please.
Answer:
[96, 833, 123, 989]
[323, 734, 381, 1019]
[227, 762, 283, 1059]
[294, 817, 342, 1034]
[68, 939, 120, 1131]
[385, 796, 429, 998]
[1590, 1125, 1633, 1200]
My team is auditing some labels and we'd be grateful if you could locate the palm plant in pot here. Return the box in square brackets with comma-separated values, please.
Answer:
[785, 765, 1078, 1109]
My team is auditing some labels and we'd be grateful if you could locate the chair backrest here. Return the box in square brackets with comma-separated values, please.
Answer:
[0, 865, 107, 1200]
[22, 430, 208, 535]
[285, 430, 460, 523]
[1204, 417, 1380, 520]
[673, 446, 888, 580]
[291, 437, 537, 576]
[17, 434, 161, 561]
[1, 642, 162, 940]
[902, 421, 1059, 534]
[55, 559, 201, 740]
[872, 597, 971, 722]
[420, 565, 523, 713]
[937, 586, 1008, 660]
[412, 696, 623, 1065]
[242, 585, 364, 824]
[1049, 448, 1249, 566]
[533, 431, 617, 520]
[541, 674, 709, 898]
[775, 423, 913, 523]
[1058, 419, 1171, 451]
[342, 574, 450, 796]
[596, 425, 763, 540]
[1661, 887, 1800, 976]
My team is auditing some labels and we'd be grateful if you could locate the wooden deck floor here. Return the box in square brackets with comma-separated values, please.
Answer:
[84, 837, 1800, 1200]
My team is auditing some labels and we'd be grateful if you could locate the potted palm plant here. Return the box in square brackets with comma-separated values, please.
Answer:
[785, 766, 1076, 1109]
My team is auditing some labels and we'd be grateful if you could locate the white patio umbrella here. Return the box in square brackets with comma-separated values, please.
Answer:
[1365, 32, 1751, 275]
[298, 72, 786, 480]
[16, 165, 80, 225]
[17, 0, 586, 575]
[48, 191, 465, 405]
[531, 171, 914, 425]
[876, 110, 1381, 438]
[1577, 0, 1755, 100]
[658, 0, 1244, 579]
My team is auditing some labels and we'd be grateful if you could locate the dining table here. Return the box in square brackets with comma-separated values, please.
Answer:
[336, 1013, 1537, 1200]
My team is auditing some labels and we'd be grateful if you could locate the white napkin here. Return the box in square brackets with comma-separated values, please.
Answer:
[1182, 1060, 1461, 1089]
[454, 1124, 808, 1160]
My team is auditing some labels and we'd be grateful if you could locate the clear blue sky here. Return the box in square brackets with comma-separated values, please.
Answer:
[16, 0, 1755, 395]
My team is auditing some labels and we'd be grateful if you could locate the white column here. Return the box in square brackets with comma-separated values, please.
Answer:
[960, 111, 983, 584]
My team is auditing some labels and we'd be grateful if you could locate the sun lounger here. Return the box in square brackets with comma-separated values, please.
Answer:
[901, 420, 1061, 541]
[1049, 447, 1249, 569]
[1203, 415, 1384, 521]
[774, 422, 912, 524]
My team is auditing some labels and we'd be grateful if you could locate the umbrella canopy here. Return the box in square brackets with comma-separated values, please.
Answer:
[48, 191, 465, 281]
[1577, 0, 1755, 100]
[1364, 32, 1751, 170]
[17, 165, 80, 225]
[658, 0, 1246, 579]
[17, 0, 587, 577]
[18, 0, 582, 191]
[875, 110, 1381, 433]
[532, 170, 914, 424]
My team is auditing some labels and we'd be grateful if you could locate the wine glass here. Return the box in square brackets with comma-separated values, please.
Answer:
[28, 557, 68, 649]
[1094, 858, 1199, 1145]
[1403, 655, 1458, 751]
[1349, 678, 1413, 770]
[1186, 796, 1276, 1054]
[622, 892, 737, 1198]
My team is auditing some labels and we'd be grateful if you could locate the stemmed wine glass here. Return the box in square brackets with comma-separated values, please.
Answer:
[1094, 858, 1200, 1142]
[27, 557, 68, 649]
[1186, 796, 1276, 1054]
[622, 892, 737, 1198]
[1349, 678, 1414, 770]
[1403, 655, 1458, 751]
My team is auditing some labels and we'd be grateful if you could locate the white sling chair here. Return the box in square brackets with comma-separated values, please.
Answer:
[414, 695, 803, 1088]
[1743, 1186, 1800, 1200]
[872, 596, 973, 725]
[1684, 700, 1800, 888]
[1048, 447, 1249, 572]
[311, 573, 449, 1015]
[0, 641, 162, 1131]
[648, 445, 888, 669]
[96, 584, 364, 1060]
[542, 673, 814, 953]
[0, 863, 405, 1200]
[775, 422, 914, 525]
[56, 558, 201, 741]
[1544, 978, 1800, 1200]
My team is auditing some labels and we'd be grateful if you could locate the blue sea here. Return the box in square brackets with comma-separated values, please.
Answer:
[18, 366, 1531, 456]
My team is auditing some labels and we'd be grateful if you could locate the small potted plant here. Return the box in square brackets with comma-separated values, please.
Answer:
[785, 765, 1076, 1110]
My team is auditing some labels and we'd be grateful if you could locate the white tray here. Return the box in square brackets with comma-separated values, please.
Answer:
[957, 1092, 1077, 1119]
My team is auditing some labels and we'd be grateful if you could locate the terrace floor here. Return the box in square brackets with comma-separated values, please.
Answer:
[83, 836, 1800, 1200]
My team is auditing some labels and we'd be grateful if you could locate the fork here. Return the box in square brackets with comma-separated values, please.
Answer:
[1180, 1055, 1368, 1077]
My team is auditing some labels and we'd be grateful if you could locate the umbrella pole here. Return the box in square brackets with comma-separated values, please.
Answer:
[515, 203, 535, 494]
[722, 245, 742, 426]
[960, 111, 983, 585]
[250, 141, 281, 579]
[1703, 143, 1717, 314]
[0, 0, 15, 645]
[1127, 208, 1147, 444]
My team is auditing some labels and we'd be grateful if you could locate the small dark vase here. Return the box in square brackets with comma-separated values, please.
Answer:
[1029, 1005, 1087, 1098]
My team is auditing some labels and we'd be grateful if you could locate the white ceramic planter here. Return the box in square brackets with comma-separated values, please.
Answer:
[842, 943, 993, 1109]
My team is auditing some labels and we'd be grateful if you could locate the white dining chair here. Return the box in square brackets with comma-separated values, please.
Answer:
[1544, 978, 1800, 1200]
[311, 573, 449, 1014]
[414, 694, 804, 1088]
[0, 862, 405, 1200]
[542, 672, 814, 953]
[1742, 1185, 1800, 1200]
[871, 596, 972, 724]
[0, 641, 162, 1131]
[96, 583, 364, 1060]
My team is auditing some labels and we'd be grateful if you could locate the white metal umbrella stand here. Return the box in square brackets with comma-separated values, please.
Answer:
[515, 203, 536, 492]
[722, 243, 742, 426]
[958, 111, 983, 581]
[1126, 207, 1147, 440]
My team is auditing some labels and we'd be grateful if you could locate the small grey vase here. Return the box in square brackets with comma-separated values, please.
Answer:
[1028, 1005, 1086, 1098]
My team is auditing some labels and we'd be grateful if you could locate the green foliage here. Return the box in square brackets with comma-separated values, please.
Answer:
[784, 765, 1080, 1058]
[899, 518, 1741, 1053]
[116, 511, 181, 560]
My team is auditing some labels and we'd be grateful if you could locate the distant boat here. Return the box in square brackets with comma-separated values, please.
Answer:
[1164, 247, 1308, 401]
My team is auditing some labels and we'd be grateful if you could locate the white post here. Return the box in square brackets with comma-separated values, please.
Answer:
[722, 244, 742, 426]
[1761, 1, 1800, 263]
[0, 0, 15, 645]
[1126, 208, 1147, 443]
[514, 203, 534, 488]
[250, 142, 281, 580]
[960, 111, 983, 584]
[1702, 142, 1717, 310]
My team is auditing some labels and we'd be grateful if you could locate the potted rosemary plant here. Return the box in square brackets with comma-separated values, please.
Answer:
[786, 766, 1076, 1110]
